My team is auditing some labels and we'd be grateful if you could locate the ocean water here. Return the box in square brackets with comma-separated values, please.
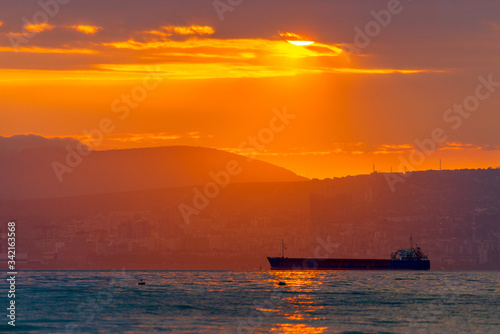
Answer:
[1, 270, 499, 333]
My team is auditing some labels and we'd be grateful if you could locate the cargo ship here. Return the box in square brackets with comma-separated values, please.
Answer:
[267, 237, 430, 270]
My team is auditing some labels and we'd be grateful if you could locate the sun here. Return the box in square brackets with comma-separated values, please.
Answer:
[287, 40, 314, 46]
[279, 32, 314, 46]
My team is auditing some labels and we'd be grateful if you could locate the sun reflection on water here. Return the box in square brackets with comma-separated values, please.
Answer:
[260, 271, 348, 332]
[270, 323, 329, 333]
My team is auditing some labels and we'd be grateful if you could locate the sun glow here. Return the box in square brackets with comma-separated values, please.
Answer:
[287, 40, 314, 46]
[280, 32, 315, 46]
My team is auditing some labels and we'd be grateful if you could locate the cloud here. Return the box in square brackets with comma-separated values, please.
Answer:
[1, 23, 100, 54]
[0, 17, 444, 79]
[485, 21, 500, 31]
[1, 23, 102, 47]
[372, 142, 500, 155]
[70, 132, 211, 150]
[0, 134, 83, 152]
[103, 34, 342, 57]
[24, 23, 55, 33]
[438, 142, 493, 151]
[0, 46, 97, 54]
[162, 25, 214, 36]
[279, 32, 314, 45]
[478, 144, 500, 151]
[221, 141, 500, 159]
[373, 144, 414, 155]
[440, 142, 473, 150]
[329, 68, 436, 74]
[0, 133, 215, 153]
[101, 30, 430, 79]
[279, 32, 304, 40]
[96, 27, 438, 79]
[222, 143, 366, 157]
[69, 25, 102, 34]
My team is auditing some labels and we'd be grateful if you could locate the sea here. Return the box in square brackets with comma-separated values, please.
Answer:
[1, 270, 498, 333]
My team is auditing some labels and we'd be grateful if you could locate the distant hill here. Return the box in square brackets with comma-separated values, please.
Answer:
[0, 145, 307, 200]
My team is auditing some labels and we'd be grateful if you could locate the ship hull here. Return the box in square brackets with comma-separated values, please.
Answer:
[267, 257, 430, 270]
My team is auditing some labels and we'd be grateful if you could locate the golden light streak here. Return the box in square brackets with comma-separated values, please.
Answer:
[439, 142, 477, 150]
[24, 23, 54, 33]
[330, 68, 431, 74]
[103, 38, 341, 58]
[0, 46, 97, 54]
[224, 142, 486, 157]
[145, 29, 172, 37]
[72, 64, 428, 80]
[154, 51, 256, 59]
[96, 62, 439, 80]
[279, 32, 303, 39]
[222, 149, 335, 157]
[75, 133, 182, 143]
[162, 25, 215, 35]
[72, 25, 102, 34]
[97, 63, 317, 79]
[0, 69, 148, 85]
[0, 29, 440, 82]
[69, 132, 210, 150]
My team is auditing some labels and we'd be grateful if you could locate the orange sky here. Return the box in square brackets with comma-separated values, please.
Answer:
[1, 0, 500, 178]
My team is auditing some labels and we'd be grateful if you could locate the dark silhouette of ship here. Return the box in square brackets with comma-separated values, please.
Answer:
[267, 236, 430, 270]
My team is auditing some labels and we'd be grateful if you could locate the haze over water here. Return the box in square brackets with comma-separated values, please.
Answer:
[6, 270, 499, 333]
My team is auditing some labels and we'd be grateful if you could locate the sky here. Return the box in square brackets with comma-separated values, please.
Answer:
[1, 0, 500, 178]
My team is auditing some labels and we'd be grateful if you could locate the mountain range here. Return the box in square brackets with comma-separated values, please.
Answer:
[0, 145, 306, 200]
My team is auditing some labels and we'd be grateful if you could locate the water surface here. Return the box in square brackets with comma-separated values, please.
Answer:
[2, 270, 499, 333]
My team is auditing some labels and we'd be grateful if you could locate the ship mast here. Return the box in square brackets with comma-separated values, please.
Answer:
[281, 239, 286, 258]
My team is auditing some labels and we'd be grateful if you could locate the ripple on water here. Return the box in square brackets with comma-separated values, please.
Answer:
[11, 270, 500, 334]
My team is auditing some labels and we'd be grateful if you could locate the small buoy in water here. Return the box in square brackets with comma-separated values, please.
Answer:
[278, 281, 286, 286]
[138, 280, 145, 285]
